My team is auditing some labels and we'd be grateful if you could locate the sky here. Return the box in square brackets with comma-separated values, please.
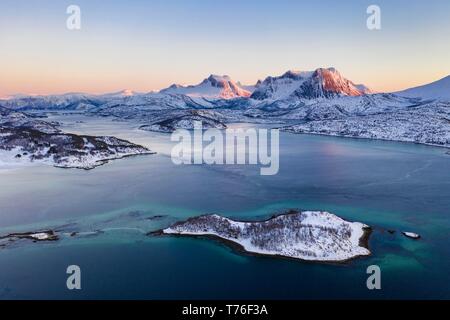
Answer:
[1, 0, 450, 96]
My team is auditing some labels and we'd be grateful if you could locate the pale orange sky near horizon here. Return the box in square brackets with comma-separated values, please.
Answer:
[1, 68, 449, 98]
[1, 0, 450, 97]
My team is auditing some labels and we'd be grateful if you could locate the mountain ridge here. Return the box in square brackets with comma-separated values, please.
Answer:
[2, 69, 449, 103]
[160, 74, 252, 99]
[395, 75, 450, 100]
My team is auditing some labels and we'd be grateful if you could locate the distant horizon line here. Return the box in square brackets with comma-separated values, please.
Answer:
[1, 70, 449, 99]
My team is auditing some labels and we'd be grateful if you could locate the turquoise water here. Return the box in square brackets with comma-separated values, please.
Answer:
[0, 116, 449, 299]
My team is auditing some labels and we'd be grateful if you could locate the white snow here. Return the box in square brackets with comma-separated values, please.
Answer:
[30, 232, 51, 240]
[3, 69, 449, 151]
[251, 70, 312, 101]
[402, 232, 420, 239]
[163, 211, 371, 262]
[82, 138, 96, 149]
[0, 122, 153, 170]
[395, 75, 450, 100]
[282, 101, 450, 148]
[160, 75, 252, 99]
[0, 147, 54, 169]
[250, 68, 370, 101]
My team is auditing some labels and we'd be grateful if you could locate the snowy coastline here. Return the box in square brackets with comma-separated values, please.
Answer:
[160, 211, 372, 262]
[0, 107, 155, 170]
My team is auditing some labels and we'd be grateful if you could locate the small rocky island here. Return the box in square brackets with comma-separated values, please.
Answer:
[0, 107, 154, 169]
[156, 210, 372, 262]
[402, 232, 421, 239]
[0, 230, 59, 248]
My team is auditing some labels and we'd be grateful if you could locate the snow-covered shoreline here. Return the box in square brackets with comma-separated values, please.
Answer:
[283, 130, 450, 150]
[0, 107, 156, 170]
[281, 105, 450, 149]
[0, 131, 155, 170]
[160, 211, 372, 262]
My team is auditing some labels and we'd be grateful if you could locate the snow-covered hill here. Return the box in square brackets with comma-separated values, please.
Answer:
[251, 68, 370, 102]
[139, 109, 227, 133]
[0, 93, 104, 111]
[395, 75, 450, 100]
[161, 210, 371, 262]
[0, 109, 154, 169]
[99, 89, 143, 98]
[160, 74, 252, 99]
[282, 101, 450, 148]
[246, 93, 418, 120]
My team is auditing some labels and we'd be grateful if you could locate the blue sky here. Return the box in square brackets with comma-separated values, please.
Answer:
[1, 0, 449, 95]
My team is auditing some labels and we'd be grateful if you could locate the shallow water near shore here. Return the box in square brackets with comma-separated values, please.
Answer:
[0, 114, 449, 299]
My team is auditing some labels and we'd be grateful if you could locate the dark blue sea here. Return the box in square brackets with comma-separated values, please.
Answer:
[0, 117, 449, 299]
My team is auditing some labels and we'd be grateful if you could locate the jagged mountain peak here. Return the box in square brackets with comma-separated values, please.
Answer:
[161, 74, 251, 99]
[306, 67, 366, 98]
[205, 74, 232, 83]
[280, 70, 313, 79]
[251, 67, 370, 100]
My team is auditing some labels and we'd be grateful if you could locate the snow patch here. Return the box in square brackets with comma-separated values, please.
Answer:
[163, 211, 371, 262]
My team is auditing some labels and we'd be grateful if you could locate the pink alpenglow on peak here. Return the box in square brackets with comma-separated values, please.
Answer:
[312, 68, 368, 97]
[160, 74, 252, 99]
[251, 67, 372, 101]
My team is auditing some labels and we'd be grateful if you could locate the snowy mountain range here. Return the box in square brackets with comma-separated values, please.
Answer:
[160, 74, 252, 99]
[1, 68, 449, 148]
[2, 68, 449, 110]
[251, 68, 371, 101]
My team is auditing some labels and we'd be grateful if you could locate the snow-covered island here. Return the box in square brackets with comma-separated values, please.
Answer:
[402, 232, 421, 239]
[0, 107, 155, 169]
[157, 210, 372, 262]
[139, 110, 227, 133]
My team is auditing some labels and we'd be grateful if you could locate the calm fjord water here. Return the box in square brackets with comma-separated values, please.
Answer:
[0, 115, 449, 299]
